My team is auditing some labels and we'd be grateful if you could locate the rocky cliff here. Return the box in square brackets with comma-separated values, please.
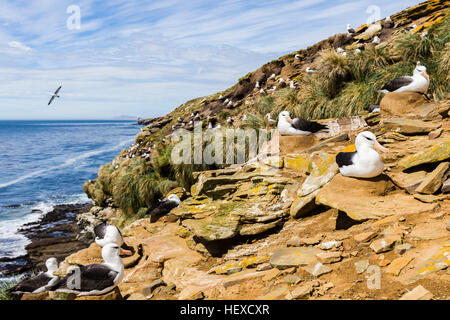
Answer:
[19, 0, 450, 300]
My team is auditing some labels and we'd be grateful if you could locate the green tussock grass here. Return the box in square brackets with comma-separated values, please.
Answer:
[0, 279, 20, 300]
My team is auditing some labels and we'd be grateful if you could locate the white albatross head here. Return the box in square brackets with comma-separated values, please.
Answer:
[45, 257, 59, 274]
[355, 131, 390, 153]
[278, 111, 293, 124]
[102, 243, 124, 271]
[167, 194, 181, 206]
[413, 63, 429, 79]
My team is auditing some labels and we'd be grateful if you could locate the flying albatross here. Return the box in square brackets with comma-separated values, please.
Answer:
[48, 85, 62, 106]
[145, 194, 181, 223]
[7, 258, 59, 295]
[277, 111, 328, 136]
[379, 62, 429, 94]
[94, 222, 133, 256]
[336, 131, 390, 178]
[49, 243, 124, 296]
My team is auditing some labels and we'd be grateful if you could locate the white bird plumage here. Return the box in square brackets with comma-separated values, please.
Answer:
[336, 131, 390, 178]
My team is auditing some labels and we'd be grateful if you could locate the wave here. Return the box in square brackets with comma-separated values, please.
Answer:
[0, 138, 133, 189]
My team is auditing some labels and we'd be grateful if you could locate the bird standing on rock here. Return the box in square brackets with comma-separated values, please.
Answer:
[336, 131, 390, 178]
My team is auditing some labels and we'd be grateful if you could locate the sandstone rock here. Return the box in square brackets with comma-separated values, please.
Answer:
[257, 263, 273, 272]
[399, 285, 433, 300]
[287, 236, 302, 247]
[442, 177, 450, 193]
[279, 135, 316, 155]
[262, 268, 280, 281]
[316, 174, 436, 221]
[399, 139, 450, 170]
[410, 221, 448, 240]
[395, 243, 413, 255]
[142, 279, 166, 296]
[354, 260, 370, 274]
[182, 213, 240, 241]
[385, 257, 414, 276]
[239, 219, 282, 236]
[187, 291, 205, 300]
[428, 128, 443, 140]
[290, 190, 320, 219]
[257, 285, 289, 300]
[353, 230, 378, 243]
[415, 162, 449, 194]
[380, 92, 428, 118]
[383, 118, 441, 135]
[319, 240, 342, 250]
[298, 156, 339, 197]
[285, 283, 313, 300]
[283, 274, 302, 285]
[302, 262, 333, 277]
[354, 23, 382, 40]
[21, 292, 50, 300]
[127, 293, 147, 300]
[298, 234, 323, 245]
[369, 237, 399, 253]
[316, 251, 342, 264]
[270, 247, 322, 269]
[413, 193, 450, 203]
[75, 287, 123, 300]
[388, 170, 427, 194]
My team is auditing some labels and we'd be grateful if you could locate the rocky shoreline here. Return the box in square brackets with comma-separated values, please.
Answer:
[0, 203, 92, 277]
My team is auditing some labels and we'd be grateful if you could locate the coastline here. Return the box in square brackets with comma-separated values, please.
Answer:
[0, 203, 92, 277]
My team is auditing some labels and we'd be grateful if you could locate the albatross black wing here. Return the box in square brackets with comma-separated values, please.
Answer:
[94, 222, 108, 239]
[49, 264, 117, 292]
[381, 76, 413, 92]
[146, 199, 179, 223]
[336, 151, 357, 168]
[48, 96, 55, 106]
[292, 118, 328, 133]
[54, 86, 62, 95]
[7, 272, 51, 294]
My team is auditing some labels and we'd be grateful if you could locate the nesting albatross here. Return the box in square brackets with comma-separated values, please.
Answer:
[379, 62, 429, 94]
[94, 222, 133, 256]
[145, 194, 181, 223]
[7, 258, 59, 294]
[49, 243, 124, 296]
[277, 111, 328, 136]
[336, 131, 390, 178]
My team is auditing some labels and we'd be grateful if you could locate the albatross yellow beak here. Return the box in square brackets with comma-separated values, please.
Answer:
[374, 140, 390, 153]
[422, 71, 429, 79]
[286, 116, 293, 123]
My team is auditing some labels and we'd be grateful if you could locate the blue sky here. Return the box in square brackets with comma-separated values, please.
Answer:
[0, 0, 420, 120]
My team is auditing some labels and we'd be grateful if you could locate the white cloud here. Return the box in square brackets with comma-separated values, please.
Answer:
[8, 41, 32, 52]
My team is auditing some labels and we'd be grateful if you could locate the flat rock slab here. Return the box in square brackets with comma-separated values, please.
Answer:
[316, 174, 437, 221]
[270, 247, 322, 269]
[380, 92, 428, 118]
[415, 162, 449, 194]
[383, 118, 441, 135]
[399, 139, 450, 170]
[399, 285, 433, 300]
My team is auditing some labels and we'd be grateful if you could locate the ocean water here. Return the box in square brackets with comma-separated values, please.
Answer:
[0, 120, 139, 273]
